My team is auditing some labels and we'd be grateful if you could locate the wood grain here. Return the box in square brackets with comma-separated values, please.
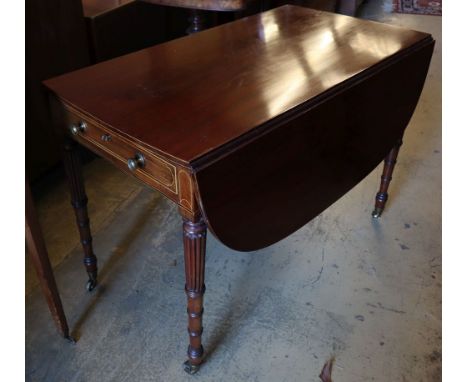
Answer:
[44, 5, 431, 165]
[195, 40, 434, 251]
[45, 5, 434, 251]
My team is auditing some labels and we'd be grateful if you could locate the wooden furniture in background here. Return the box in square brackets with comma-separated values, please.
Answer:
[82, 0, 170, 62]
[336, 0, 365, 15]
[26, 0, 90, 181]
[26, 181, 73, 341]
[265, 0, 362, 15]
[269, 0, 336, 13]
[141, 0, 249, 33]
[142, 0, 248, 11]
[44, 5, 434, 373]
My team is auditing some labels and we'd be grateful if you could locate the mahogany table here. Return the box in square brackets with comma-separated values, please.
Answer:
[44, 5, 434, 374]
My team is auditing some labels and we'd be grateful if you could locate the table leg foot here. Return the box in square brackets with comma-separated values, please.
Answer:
[86, 272, 98, 292]
[372, 138, 403, 217]
[372, 207, 383, 219]
[183, 359, 201, 375]
[65, 335, 77, 344]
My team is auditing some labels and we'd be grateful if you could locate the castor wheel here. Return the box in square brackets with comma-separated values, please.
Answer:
[65, 335, 77, 344]
[86, 278, 97, 292]
[372, 207, 383, 218]
[183, 360, 201, 375]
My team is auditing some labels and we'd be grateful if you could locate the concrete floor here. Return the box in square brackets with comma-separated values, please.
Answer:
[26, 2, 441, 381]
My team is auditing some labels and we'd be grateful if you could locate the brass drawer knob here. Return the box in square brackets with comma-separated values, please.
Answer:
[127, 153, 145, 171]
[70, 121, 87, 135]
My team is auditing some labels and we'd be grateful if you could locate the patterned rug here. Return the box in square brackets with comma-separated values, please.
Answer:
[393, 0, 442, 15]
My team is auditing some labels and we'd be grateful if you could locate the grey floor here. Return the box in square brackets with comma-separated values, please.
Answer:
[26, 2, 441, 381]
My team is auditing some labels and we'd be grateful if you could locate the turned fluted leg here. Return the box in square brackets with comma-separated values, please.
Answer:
[182, 217, 207, 374]
[63, 140, 98, 291]
[372, 139, 403, 218]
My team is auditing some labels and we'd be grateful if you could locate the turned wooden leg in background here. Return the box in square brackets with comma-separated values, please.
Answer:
[182, 217, 207, 374]
[372, 138, 403, 218]
[26, 181, 73, 341]
[63, 140, 98, 291]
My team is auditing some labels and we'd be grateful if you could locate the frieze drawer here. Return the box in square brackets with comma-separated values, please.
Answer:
[64, 107, 177, 195]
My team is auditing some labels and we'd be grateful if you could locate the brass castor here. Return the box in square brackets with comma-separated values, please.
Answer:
[183, 360, 201, 375]
[86, 278, 97, 292]
[372, 207, 383, 219]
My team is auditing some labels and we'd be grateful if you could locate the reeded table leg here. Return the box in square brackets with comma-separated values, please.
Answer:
[182, 217, 207, 374]
[63, 140, 98, 291]
[26, 181, 74, 341]
[372, 139, 403, 218]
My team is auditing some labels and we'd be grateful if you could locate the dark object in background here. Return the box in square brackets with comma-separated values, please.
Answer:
[83, 0, 171, 63]
[84, 0, 243, 62]
[26, 180, 73, 341]
[26, 0, 90, 181]
[267, 0, 337, 13]
[265, 0, 364, 15]
[336, 0, 365, 15]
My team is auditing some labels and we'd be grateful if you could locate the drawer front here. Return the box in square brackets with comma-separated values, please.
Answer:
[64, 107, 178, 195]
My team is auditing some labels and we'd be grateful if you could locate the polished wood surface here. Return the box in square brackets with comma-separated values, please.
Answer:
[44, 5, 431, 165]
[196, 41, 433, 250]
[141, 0, 248, 11]
[44, 5, 434, 371]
